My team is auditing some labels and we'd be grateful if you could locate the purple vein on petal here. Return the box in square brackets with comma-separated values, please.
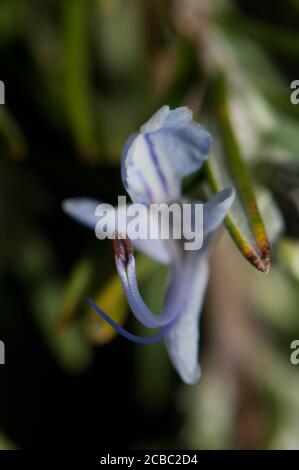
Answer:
[144, 133, 169, 198]
[135, 167, 153, 203]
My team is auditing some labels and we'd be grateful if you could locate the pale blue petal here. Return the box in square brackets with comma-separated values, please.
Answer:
[121, 133, 138, 195]
[62, 198, 171, 264]
[132, 239, 170, 264]
[165, 252, 209, 384]
[203, 188, 235, 236]
[122, 106, 212, 204]
[62, 198, 100, 230]
[121, 107, 193, 196]
[140, 105, 170, 133]
[182, 188, 235, 252]
[164, 189, 234, 383]
[140, 106, 193, 132]
[161, 106, 193, 128]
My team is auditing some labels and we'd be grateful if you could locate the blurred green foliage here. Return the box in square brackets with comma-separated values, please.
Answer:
[1, 0, 299, 450]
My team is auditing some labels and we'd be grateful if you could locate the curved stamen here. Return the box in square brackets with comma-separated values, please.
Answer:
[87, 298, 172, 344]
[127, 259, 183, 327]
[114, 251, 184, 329]
[112, 232, 184, 329]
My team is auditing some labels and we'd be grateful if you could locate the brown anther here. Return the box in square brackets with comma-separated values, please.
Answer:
[112, 230, 134, 266]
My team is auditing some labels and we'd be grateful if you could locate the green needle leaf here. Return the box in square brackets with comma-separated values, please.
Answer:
[205, 75, 271, 273]
[62, 0, 98, 161]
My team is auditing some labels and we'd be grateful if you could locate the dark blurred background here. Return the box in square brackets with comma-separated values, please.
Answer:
[1, 0, 299, 449]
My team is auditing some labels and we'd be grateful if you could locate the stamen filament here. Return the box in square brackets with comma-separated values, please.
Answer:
[88, 298, 172, 344]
